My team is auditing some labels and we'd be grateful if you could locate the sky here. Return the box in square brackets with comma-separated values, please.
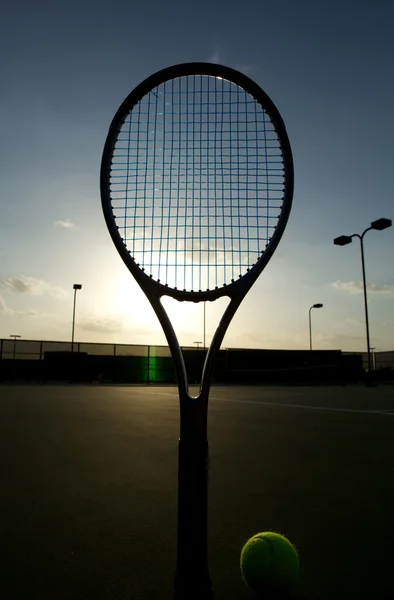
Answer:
[0, 0, 393, 353]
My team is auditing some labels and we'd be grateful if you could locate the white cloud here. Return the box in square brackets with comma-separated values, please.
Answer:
[0, 276, 67, 300]
[317, 332, 365, 345]
[206, 52, 253, 74]
[345, 317, 362, 326]
[0, 292, 35, 317]
[54, 219, 75, 229]
[367, 283, 394, 294]
[234, 63, 253, 75]
[207, 50, 221, 64]
[78, 315, 123, 333]
[0, 293, 7, 312]
[332, 280, 394, 295]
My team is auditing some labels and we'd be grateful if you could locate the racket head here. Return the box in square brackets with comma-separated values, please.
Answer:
[101, 62, 293, 302]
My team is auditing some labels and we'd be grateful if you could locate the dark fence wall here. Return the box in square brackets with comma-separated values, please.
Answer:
[0, 338, 376, 384]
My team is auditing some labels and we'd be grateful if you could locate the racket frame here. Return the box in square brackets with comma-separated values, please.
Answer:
[100, 62, 294, 599]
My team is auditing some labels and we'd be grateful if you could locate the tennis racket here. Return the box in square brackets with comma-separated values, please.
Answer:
[100, 62, 293, 599]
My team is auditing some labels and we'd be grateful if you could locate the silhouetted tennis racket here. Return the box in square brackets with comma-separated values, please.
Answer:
[100, 62, 293, 599]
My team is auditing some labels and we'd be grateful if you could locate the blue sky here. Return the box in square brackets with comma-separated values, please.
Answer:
[0, 0, 393, 352]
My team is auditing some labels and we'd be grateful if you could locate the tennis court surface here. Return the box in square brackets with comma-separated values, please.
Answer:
[1, 384, 393, 599]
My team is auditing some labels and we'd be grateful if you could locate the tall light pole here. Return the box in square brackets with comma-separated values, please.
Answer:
[309, 304, 323, 350]
[203, 303, 206, 351]
[10, 334, 21, 360]
[71, 284, 82, 352]
[334, 217, 391, 373]
[370, 347, 376, 371]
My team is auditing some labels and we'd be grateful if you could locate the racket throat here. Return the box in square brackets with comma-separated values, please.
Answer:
[173, 438, 213, 599]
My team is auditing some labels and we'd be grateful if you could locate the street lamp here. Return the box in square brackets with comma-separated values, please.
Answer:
[10, 334, 21, 360]
[309, 304, 323, 351]
[333, 217, 391, 372]
[71, 284, 82, 352]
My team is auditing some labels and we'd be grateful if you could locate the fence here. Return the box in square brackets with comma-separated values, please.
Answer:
[0, 339, 177, 383]
[343, 350, 394, 372]
[0, 339, 221, 384]
[0, 339, 169, 360]
[0, 338, 376, 384]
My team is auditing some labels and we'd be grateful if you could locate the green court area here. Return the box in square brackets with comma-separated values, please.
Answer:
[1, 384, 393, 599]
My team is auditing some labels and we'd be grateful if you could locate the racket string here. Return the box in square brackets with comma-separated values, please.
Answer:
[110, 74, 286, 291]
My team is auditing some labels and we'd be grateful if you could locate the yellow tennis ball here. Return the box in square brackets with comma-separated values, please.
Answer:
[240, 532, 300, 595]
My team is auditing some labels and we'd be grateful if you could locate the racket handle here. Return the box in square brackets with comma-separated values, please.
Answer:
[173, 439, 214, 599]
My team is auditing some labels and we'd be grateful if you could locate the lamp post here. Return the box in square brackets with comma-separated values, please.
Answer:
[10, 334, 21, 360]
[309, 304, 323, 351]
[370, 347, 376, 371]
[71, 284, 82, 352]
[203, 303, 206, 351]
[334, 217, 391, 373]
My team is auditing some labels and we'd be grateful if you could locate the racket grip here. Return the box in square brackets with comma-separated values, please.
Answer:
[173, 439, 214, 599]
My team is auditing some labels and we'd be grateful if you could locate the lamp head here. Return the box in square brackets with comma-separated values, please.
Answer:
[370, 218, 392, 231]
[334, 235, 352, 246]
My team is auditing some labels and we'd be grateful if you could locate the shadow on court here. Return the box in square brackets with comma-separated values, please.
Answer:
[1, 384, 393, 599]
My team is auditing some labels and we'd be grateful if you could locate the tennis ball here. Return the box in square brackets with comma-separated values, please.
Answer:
[240, 532, 299, 596]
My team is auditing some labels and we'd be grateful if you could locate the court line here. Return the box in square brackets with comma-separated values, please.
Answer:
[213, 397, 394, 416]
[120, 388, 394, 416]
